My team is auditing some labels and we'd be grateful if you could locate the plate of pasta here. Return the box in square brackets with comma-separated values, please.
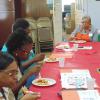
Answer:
[32, 78, 56, 86]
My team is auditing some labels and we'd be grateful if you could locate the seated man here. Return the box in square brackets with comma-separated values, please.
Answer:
[68, 16, 98, 42]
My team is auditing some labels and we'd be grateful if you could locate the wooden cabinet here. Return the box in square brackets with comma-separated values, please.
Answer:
[0, 0, 15, 48]
[21, 0, 51, 19]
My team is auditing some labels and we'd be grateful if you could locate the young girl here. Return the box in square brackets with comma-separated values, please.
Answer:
[6, 28, 42, 96]
[2, 18, 45, 64]
[0, 52, 40, 100]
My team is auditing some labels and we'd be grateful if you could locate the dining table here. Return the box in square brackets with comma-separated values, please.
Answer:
[29, 42, 100, 100]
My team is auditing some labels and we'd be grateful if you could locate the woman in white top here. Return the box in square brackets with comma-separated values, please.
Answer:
[68, 16, 98, 41]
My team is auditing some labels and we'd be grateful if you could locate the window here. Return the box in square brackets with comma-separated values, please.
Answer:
[47, 0, 53, 10]
[76, 0, 82, 10]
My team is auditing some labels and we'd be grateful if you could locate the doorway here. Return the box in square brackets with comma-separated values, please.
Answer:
[62, 0, 75, 39]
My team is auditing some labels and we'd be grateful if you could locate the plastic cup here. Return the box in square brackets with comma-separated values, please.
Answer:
[58, 58, 65, 67]
[87, 78, 95, 90]
[89, 32, 93, 37]
[73, 43, 79, 51]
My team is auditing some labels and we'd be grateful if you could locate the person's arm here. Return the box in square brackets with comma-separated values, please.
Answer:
[68, 25, 81, 41]
[20, 93, 40, 100]
[22, 53, 45, 69]
[91, 25, 98, 41]
[12, 65, 42, 96]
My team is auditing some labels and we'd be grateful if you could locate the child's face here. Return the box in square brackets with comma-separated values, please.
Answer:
[14, 43, 33, 60]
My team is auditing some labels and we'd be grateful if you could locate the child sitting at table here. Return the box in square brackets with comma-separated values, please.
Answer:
[1, 19, 45, 87]
[0, 52, 40, 100]
[4, 28, 43, 97]
[2, 18, 45, 65]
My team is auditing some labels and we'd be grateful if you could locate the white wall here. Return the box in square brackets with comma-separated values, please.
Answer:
[53, 0, 63, 45]
[75, 0, 100, 29]
[75, 0, 84, 26]
[87, 0, 100, 29]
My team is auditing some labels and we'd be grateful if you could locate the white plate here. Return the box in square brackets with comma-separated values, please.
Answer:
[70, 40, 86, 43]
[56, 45, 70, 49]
[44, 58, 59, 62]
[32, 78, 56, 86]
